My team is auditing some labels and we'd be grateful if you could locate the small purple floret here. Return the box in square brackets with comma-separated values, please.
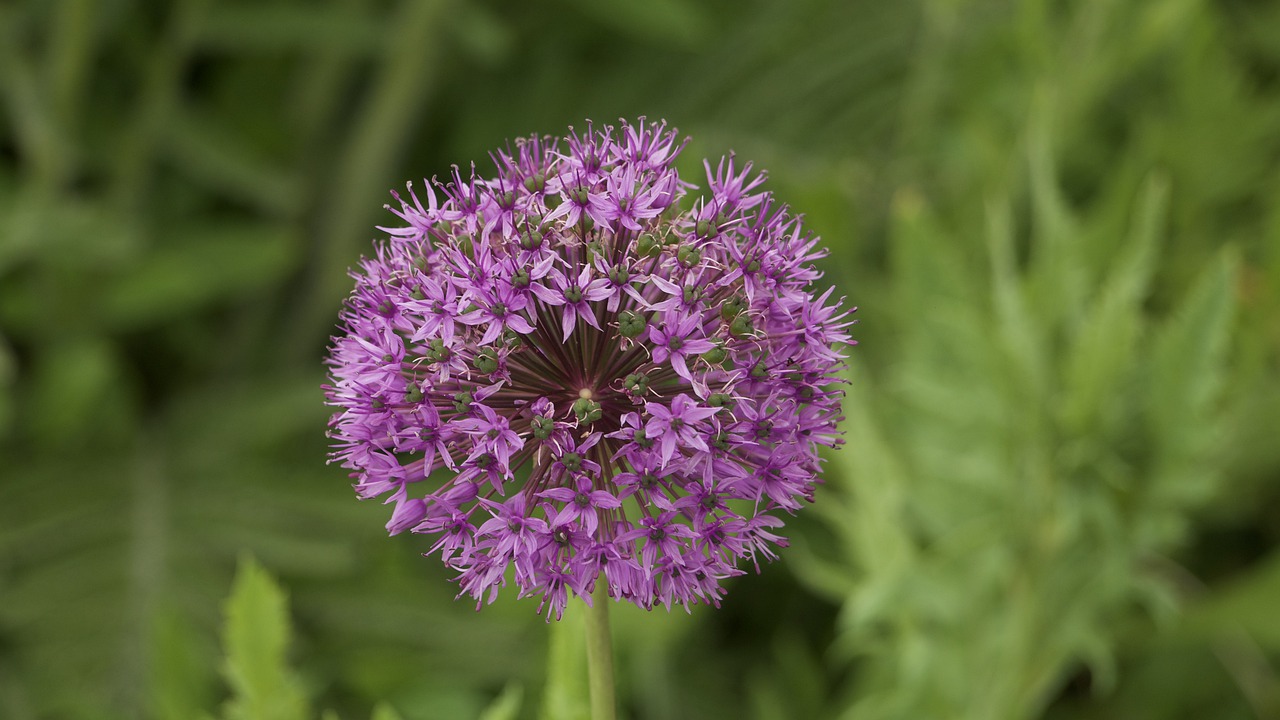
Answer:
[325, 119, 855, 619]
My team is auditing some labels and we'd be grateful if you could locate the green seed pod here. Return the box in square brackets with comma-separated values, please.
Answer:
[523, 173, 546, 193]
[720, 296, 747, 321]
[624, 372, 650, 395]
[520, 229, 543, 250]
[404, 384, 423, 403]
[561, 452, 583, 472]
[729, 314, 754, 337]
[531, 416, 555, 440]
[633, 428, 653, 448]
[676, 245, 702, 269]
[617, 311, 647, 338]
[512, 268, 531, 288]
[473, 348, 499, 375]
[682, 285, 702, 305]
[452, 391, 473, 413]
[426, 338, 451, 363]
[636, 233, 662, 258]
[564, 286, 583, 303]
[702, 346, 728, 365]
[572, 397, 602, 424]
[751, 361, 769, 379]
[707, 392, 735, 409]
[608, 264, 630, 285]
[695, 218, 717, 238]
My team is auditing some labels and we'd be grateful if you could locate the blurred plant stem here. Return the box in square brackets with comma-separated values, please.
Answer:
[585, 581, 616, 720]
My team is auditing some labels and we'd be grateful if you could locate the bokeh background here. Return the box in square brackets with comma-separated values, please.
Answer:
[3, 0, 1280, 718]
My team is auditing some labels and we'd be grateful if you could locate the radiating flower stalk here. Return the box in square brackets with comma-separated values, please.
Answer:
[325, 119, 853, 714]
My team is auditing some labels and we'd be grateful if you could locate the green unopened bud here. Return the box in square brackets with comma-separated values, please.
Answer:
[473, 348, 499, 375]
[617, 311, 647, 338]
[452, 391, 473, 413]
[676, 245, 702, 269]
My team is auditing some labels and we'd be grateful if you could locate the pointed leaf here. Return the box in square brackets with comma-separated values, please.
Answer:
[221, 555, 308, 720]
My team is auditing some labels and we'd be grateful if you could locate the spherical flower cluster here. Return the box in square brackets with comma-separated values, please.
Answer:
[325, 119, 855, 619]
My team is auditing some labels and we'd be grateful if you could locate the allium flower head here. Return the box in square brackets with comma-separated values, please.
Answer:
[325, 119, 855, 619]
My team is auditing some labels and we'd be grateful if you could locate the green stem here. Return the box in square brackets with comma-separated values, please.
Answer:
[584, 580, 616, 720]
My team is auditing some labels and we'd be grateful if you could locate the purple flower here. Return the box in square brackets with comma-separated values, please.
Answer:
[325, 119, 855, 618]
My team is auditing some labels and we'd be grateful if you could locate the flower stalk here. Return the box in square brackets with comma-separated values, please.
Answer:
[585, 580, 616, 720]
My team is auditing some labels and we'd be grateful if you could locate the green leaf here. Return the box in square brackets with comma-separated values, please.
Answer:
[220, 555, 308, 720]
[1143, 247, 1238, 517]
[477, 684, 524, 720]
[103, 223, 296, 330]
[1181, 549, 1280, 650]
[539, 605, 589, 720]
[149, 607, 217, 720]
[369, 702, 405, 720]
[1059, 175, 1167, 436]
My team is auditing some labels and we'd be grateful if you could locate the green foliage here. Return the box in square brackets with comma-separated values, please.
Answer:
[220, 555, 309, 720]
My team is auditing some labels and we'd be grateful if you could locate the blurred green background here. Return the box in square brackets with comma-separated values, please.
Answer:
[3, 0, 1280, 718]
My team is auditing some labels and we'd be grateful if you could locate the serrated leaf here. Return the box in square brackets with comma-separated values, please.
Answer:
[539, 605, 589, 720]
[220, 555, 308, 720]
[477, 684, 523, 720]
[1145, 247, 1238, 488]
[1059, 175, 1167, 435]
